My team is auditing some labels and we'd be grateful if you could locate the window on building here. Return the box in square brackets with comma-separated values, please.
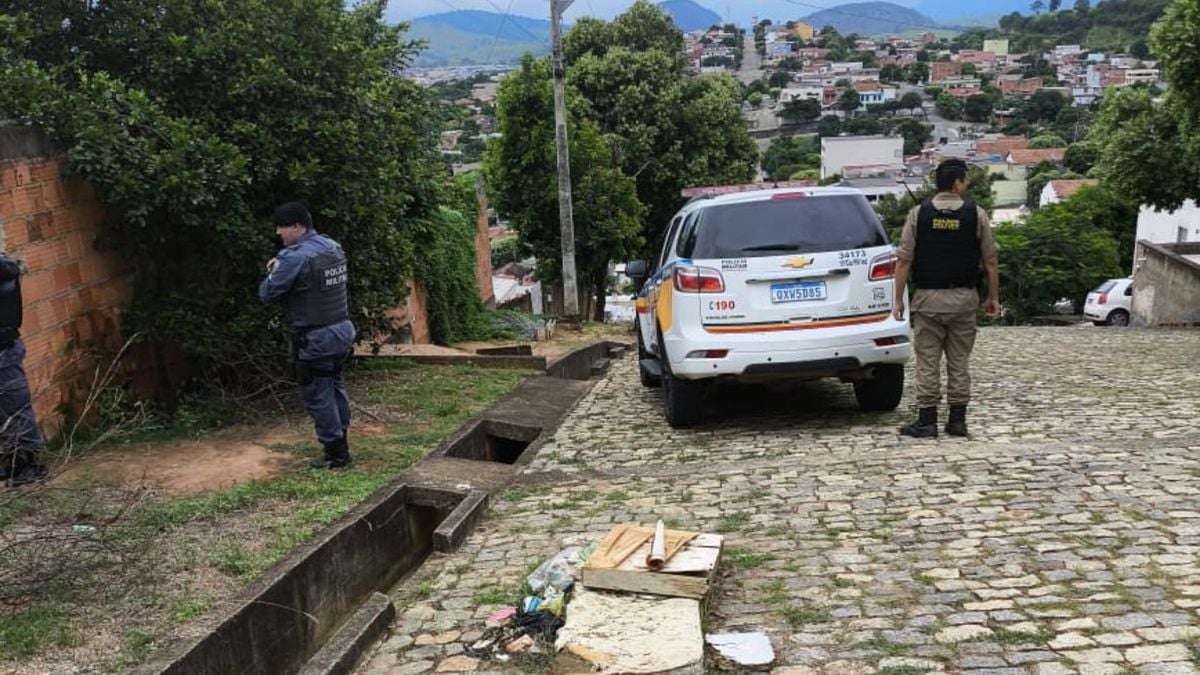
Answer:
[1179, 226, 1188, 243]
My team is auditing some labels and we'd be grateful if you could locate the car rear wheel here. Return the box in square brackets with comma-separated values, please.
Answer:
[658, 327, 704, 427]
[1107, 309, 1130, 327]
[854, 364, 905, 412]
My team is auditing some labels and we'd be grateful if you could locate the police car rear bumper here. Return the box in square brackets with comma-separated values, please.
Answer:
[664, 318, 912, 379]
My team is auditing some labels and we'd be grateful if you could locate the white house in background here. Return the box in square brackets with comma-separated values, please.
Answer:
[1136, 200, 1200, 247]
[855, 81, 898, 111]
[1039, 179, 1100, 207]
[779, 85, 826, 103]
[820, 135, 904, 180]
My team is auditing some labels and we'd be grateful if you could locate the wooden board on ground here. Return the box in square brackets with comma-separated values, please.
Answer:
[582, 527, 724, 600]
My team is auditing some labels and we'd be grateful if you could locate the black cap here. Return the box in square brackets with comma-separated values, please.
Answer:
[272, 201, 312, 229]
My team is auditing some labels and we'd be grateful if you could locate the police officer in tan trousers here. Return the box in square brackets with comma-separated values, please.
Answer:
[892, 159, 1000, 438]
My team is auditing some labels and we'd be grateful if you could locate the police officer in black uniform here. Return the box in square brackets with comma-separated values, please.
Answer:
[259, 202, 357, 469]
[0, 253, 48, 487]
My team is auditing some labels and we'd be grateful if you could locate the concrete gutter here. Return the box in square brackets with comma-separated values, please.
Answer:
[135, 340, 629, 675]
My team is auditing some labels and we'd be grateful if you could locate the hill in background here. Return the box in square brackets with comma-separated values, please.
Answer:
[804, 2, 939, 36]
[657, 0, 722, 31]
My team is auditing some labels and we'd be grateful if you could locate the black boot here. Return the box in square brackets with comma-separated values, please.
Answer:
[7, 451, 48, 487]
[900, 407, 939, 438]
[946, 405, 969, 437]
[309, 437, 351, 470]
[0, 453, 14, 482]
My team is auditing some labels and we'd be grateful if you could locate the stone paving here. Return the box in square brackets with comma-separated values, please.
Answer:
[358, 327, 1200, 675]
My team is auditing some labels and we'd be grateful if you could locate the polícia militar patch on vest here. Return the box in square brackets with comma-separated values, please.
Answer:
[319, 260, 348, 290]
[931, 217, 961, 231]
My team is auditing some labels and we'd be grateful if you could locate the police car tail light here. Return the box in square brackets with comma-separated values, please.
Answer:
[686, 349, 729, 359]
[869, 253, 898, 281]
[1098, 292, 1109, 305]
[674, 266, 725, 293]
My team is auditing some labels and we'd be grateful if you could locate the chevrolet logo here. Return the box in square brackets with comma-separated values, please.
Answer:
[782, 256, 814, 269]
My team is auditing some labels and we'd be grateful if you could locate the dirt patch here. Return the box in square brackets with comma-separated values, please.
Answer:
[52, 425, 306, 494]
[356, 343, 468, 357]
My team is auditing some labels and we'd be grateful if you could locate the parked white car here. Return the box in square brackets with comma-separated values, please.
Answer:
[626, 186, 911, 427]
[1084, 277, 1133, 326]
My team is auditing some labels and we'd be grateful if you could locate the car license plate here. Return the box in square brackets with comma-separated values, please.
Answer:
[770, 281, 827, 303]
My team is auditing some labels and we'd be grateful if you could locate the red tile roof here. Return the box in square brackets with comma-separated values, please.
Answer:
[1047, 179, 1100, 200]
[1008, 148, 1066, 165]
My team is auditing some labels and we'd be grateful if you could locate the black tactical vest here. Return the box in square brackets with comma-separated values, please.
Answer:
[285, 240, 350, 331]
[912, 199, 981, 290]
[0, 255, 23, 346]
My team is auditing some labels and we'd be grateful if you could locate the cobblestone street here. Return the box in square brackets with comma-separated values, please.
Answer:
[360, 327, 1200, 675]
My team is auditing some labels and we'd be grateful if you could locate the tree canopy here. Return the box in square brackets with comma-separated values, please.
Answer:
[0, 0, 463, 386]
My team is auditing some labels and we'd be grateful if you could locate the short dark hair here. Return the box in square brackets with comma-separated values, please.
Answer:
[934, 159, 969, 192]
[272, 201, 313, 229]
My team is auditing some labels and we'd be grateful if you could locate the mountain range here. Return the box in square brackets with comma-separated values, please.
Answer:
[803, 2, 938, 35]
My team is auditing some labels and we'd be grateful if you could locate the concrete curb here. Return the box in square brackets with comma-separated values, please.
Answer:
[298, 593, 395, 675]
[135, 340, 627, 675]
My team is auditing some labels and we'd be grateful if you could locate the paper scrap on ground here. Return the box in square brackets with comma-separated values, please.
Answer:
[555, 586, 703, 674]
[706, 632, 775, 666]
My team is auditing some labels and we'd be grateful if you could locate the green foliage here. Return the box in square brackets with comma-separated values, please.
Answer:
[1027, 163, 1081, 209]
[844, 116, 883, 136]
[491, 237, 525, 268]
[997, 0, 1169, 53]
[1028, 132, 1068, 149]
[894, 118, 933, 155]
[0, 604, 77, 657]
[936, 93, 961, 120]
[761, 136, 820, 181]
[838, 89, 862, 113]
[995, 188, 1124, 321]
[413, 205, 489, 344]
[0, 1, 446, 389]
[1092, 87, 1198, 210]
[899, 91, 925, 114]
[485, 55, 645, 319]
[817, 115, 843, 137]
[781, 97, 821, 123]
[1063, 141, 1100, 174]
[493, 1, 754, 273]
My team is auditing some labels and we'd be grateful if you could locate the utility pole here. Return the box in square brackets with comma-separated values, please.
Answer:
[550, 0, 579, 319]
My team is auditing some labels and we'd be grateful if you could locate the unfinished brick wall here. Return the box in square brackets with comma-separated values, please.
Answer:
[474, 174, 495, 308]
[0, 127, 133, 435]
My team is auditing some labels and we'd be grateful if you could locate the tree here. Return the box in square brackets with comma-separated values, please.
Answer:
[1063, 141, 1099, 174]
[839, 89, 862, 116]
[485, 57, 644, 322]
[769, 70, 793, 89]
[905, 62, 930, 85]
[1023, 90, 1068, 123]
[1049, 0, 1062, 11]
[1031, 0, 1046, 13]
[963, 94, 994, 122]
[778, 56, 803, 71]
[556, 1, 756, 259]
[1074, 0, 1090, 12]
[936, 93, 961, 120]
[894, 118, 933, 155]
[1028, 133, 1068, 148]
[994, 201, 1122, 321]
[880, 64, 904, 82]
[781, 97, 821, 123]
[900, 91, 925, 116]
[748, 92, 764, 108]
[761, 136, 820, 181]
[817, 115, 843, 137]
[843, 116, 882, 135]
[0, 0, 457, 380]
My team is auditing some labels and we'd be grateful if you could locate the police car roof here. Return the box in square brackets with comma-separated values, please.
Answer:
[683, 186, 867, 210]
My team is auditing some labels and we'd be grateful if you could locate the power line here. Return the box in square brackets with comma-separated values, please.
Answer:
[484, 0, 516, 64]
[479, 0, 549, 44]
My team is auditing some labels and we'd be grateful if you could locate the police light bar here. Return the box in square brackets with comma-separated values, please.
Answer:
[680, 179, 818, 199]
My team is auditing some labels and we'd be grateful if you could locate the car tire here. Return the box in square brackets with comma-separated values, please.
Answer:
[1106, 309, 1130, 327]
[658, 327, 704, 427]
[854, 364, 905, 412]
[637, 322, 661, 388]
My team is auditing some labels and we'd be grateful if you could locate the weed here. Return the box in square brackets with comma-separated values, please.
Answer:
[725, 547, 776, 569]
[782, 606, 830, 628]
[1187, 640, 1200, 667]
[989, 628, 1054, 645]
[747, 487, 770, 501]
[472, 585, 511, 605]
[0, 605, 77, 657]
[664, 517, 683, 529]
[877, 667, 930, 675]
[831, 577, 854, 589]
[761, 579, 789, 605]
[855, 634, 910, 656]
[605, 489, 629, 503]
[172, 595, 213, 623]
[715, 511, 751, 533]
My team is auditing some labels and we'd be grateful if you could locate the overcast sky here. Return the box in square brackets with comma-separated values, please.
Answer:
[386, 0, 923, 26]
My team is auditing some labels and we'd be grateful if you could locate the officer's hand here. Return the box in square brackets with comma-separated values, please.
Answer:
[892, 299, 905, 322]
[984, 298, 1001, 319]
[266, 257, 278, 274]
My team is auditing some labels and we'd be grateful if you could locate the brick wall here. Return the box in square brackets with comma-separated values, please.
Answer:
[473, 174, 495, 308]
[0, 127, 133, 435]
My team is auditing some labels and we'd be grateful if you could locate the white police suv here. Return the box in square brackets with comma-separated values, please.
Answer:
[626, 185, 912, 427]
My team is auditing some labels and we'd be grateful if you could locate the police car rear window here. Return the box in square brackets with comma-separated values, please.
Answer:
[1093, 280, 1118, 293]
[678, 195, 887, 259]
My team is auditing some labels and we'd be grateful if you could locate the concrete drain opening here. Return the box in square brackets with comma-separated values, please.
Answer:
[441, 419, 541, 465]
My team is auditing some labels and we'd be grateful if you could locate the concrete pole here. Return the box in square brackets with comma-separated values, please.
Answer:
[551, 0, 580, 319]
